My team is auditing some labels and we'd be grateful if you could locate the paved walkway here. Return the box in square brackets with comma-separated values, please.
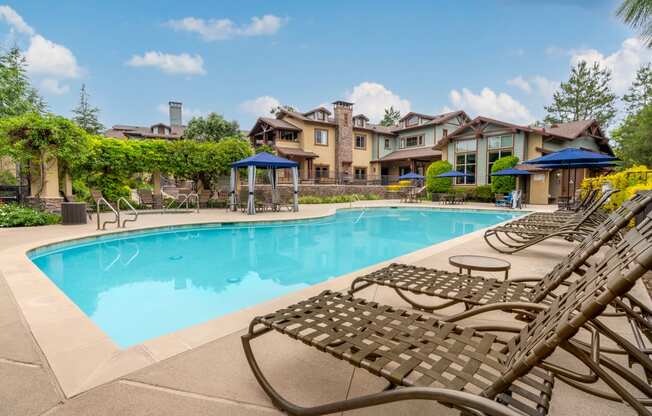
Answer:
[0, 202, 647, 415]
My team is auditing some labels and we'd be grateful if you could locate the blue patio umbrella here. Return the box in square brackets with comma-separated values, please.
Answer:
[436, 171, 470, 178]
[490, 168, 532, 176]
[536, 161, 619, 169]
[523, 148, 618, 165]
[524, 148, 618, 203]
[399, 172, 425, 180]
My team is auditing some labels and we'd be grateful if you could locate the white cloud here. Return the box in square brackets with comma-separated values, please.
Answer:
[570, 37, 652, 94]
[167, 15, 286, 41]
[126, 51, 206, 76]
[531, 76, 559, 102]
[0, 5, 34, 35]
[345, 82, 411, 122]
[506, 76, 531, 94]
[448, 87, 535, 124]
[40, 78, 69, 95]
[239, 95, 280, 116]
[507, 75, 559, 102]
[25, 34, 81, 79]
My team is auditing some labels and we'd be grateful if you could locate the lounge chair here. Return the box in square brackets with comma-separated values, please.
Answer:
[349, 192, 652, 313]
[453, 192, 465, 204]
[275, 187, 295, 212]
[483, 190, 617, 254]
[138, 189, 155, 209]
[242, 216, 652, 416]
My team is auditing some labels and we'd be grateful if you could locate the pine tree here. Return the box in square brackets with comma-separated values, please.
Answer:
[72, 84, 104, 134]
[544, 61, 617, 127]
[623, 63, 652, 115]
[0, 47, 46, 118]
[380, 106, 401, 126]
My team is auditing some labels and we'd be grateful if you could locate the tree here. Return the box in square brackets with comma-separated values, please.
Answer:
[425, 160, 453, 193]
[611, 103, 652, 168]
[623, 63, 652, 114]
[72, 84, 104, 134]
[0, 47, 46, 118]
[490, 156, 519, 194]
[270, 105, 295, 116]
[380, 106, 401, 126]
[544, 61, 617, 127]
[183, 112, 240, 141]
[617, 0, 652, 47]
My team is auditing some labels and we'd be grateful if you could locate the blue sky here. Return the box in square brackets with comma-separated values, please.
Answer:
[2, 0, 649, 129]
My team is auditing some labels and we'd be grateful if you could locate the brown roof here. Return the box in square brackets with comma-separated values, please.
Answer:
[279, 109, 338, 126]
[536, 120, 600, 139]
[275, 147, 319, 158]
[435, 116, 533, 149]
[105, 124, 186, 139]
[353, 114, 370, 121]
[375, 147, 442, 162]
[393, 110, 470, 133]
[303, 107, 332, 116]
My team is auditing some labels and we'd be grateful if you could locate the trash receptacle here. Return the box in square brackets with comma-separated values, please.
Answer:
[61, 202, 87, 225]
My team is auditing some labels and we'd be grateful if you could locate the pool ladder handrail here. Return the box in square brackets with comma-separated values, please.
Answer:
[96, 197, 120, 230]
[349, 194, 361, 209]
[117, 197, 139, 228]
[165, 192, 200, 213]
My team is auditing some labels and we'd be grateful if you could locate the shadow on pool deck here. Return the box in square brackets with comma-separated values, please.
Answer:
[0, 203, 647, 415]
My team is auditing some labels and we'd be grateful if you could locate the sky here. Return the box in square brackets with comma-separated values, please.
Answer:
[1, 0, 650, 130]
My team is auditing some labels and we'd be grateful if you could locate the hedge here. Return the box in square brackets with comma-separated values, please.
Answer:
[426, 160, 453, 193]
[490, 156, 519, 194]
[581, 165, 652, 211]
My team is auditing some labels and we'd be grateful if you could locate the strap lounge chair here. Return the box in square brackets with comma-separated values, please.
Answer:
[349, 192, 652, 314]
[137, 189, 155, 209]
[242, 215, 652, 416]
[483, 190, 617, 254]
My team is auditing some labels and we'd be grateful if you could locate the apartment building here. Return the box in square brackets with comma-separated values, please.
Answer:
[248, 101, 469, 183]
[105, 101, 186, 140]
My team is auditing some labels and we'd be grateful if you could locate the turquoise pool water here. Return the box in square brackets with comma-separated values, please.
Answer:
[30, 208, 521, 347]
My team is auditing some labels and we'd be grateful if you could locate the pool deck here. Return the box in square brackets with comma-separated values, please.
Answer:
[0, 200, 649, 416]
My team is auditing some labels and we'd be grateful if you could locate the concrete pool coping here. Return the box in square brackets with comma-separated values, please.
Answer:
[0, 201, 541, 398]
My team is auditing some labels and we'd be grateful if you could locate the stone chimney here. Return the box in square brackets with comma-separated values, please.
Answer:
[169, 101, 182, 127]
[332, 100, 353, 178]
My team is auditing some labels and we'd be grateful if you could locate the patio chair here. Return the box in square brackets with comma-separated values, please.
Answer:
[254, 189, 274, 212]
[483, 190, 617, 254]
[494, 193, 508, 207]
[411, 186, 426, 202]
[137, 189, 155, 209]
[242, 214, 652, 416]
[349, 192, 652, 314]
[453, 192, 465, 204]
[275, 187, 295, 212]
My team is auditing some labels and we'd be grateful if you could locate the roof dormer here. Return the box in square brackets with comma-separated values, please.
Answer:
[303, 107, 332, 122]
[353, 114, 369, 128]
[151, 123, 171, 135]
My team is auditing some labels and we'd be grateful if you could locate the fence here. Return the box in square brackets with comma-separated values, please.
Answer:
[0, 185, 28, 204]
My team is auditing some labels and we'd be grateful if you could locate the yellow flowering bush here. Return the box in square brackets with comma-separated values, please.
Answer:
[581, 165, 652, 211]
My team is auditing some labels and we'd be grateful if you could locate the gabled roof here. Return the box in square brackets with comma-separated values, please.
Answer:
[353, 114, 370, 121]
[435, 116, 533, 148]
[394, 110, 470, 133]
[105, 124, 185, 139]
[536, 120, 604, 140]
[278, 109, 337, 126]
[303, 107, 332, 116]
[248, 117, 301, 136]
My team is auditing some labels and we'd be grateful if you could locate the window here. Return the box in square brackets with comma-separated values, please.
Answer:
[400, 135, 424, 148]
[455, 139, 477, 185]
[354, 167, 367, 180]
[316, 111, 325, 121]
[443, 129, 448, 138]
[315, 165, 329, 178]
[355, 134, 366, 149]
[280, 131, 297, 141]
[384, 138, 391, 150]
[406, 115, 419, 126]
[355, 118, 364, 127]
[314, 129, 328, 145]
[487, 135, 513, 183]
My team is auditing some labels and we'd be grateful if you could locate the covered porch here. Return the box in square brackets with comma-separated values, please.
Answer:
[248, 117, 302, 147]
[275, 147, 320, 183]
[374, 147, 442, 185]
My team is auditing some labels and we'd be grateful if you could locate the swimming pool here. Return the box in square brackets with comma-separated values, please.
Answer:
[29, 208, 521, 347]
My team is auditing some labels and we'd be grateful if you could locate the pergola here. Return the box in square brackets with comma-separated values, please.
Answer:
[230, 152, 300, 215]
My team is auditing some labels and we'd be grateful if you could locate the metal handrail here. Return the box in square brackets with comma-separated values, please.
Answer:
[96, 197, 120, 230]
[165, 192, 200, 213]
[117, 197, 139, 228]
[349, 194, 361, 209]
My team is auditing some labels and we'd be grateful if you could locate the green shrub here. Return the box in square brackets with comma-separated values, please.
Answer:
[0, 204, 60, 227]
[0, 169, 17, 185]
[426, 160, 453, 194]
[490, 156, 519, 194]
[451, 185, 494, 202]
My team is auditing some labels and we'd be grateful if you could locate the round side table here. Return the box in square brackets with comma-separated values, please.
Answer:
[448, 255, 511, 281]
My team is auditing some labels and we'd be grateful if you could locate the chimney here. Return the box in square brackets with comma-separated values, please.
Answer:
[332, 100, 354, 177]
[169, 101, 182, 127]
